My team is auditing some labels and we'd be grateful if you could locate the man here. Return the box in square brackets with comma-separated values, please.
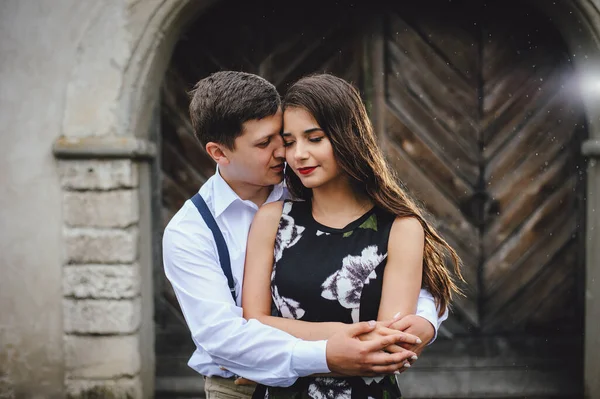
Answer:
[163, 71, 446, 399]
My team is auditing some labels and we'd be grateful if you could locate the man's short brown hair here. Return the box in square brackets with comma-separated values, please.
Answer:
[188, 71, 281, 150]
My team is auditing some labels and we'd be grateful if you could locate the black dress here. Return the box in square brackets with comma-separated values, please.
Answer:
[264, 199, 402, 399]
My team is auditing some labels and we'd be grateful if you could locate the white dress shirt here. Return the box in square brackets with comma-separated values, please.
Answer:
[163, 170, 446, 387]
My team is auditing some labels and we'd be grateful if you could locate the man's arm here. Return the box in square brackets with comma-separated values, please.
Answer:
[413, 289, 448, 345]
[163, 221, 327, 387]
[388, 290, 449, 371]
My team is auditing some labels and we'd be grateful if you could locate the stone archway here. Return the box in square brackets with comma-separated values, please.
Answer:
[51, 1, 600, 397]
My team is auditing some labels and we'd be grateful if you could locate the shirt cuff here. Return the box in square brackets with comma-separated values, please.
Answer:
[290, 339, 330, 377]
[415, 307, 439, 345]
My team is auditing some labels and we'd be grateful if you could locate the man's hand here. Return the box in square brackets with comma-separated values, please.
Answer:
[234, 377, 256, 386]
[388, 315, 435, 373]
[326, 321, 418, 376]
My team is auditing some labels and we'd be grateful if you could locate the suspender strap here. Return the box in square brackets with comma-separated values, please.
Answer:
[191, 193, 236, 302]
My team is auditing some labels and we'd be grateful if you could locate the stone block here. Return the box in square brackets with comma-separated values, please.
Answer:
[65, 335, 141, 379]
[64, 191, 138, 228]
[65, 228, 138, 264]
[64, 298, 141, 334]
[58, 160, 138, 190]
[66, 377, 142, 399]
[63, 265, 140, 299]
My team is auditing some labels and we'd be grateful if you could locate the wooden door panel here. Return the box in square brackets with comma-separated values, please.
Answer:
[381, 0, 585, 336]
[384, 10, 482, 331]
[480, 14, 584, 332]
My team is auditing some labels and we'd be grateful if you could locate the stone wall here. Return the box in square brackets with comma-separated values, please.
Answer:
[58, 160, 143, 398]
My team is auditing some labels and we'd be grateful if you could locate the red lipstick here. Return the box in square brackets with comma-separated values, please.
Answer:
[298, 167, 317, 175]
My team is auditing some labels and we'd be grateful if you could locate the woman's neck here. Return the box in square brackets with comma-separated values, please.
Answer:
[311, 177, 373, 228]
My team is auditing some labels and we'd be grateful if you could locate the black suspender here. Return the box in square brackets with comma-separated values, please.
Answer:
[190, 193, 236, 302]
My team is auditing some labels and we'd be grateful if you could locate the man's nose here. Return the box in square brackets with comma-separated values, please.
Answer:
[273, 137, 285, 159]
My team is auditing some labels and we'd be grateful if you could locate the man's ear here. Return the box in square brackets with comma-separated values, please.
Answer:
[205, 142, 230, 165]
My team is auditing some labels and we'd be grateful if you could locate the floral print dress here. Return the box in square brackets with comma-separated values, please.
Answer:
[260, 199, 402, 399]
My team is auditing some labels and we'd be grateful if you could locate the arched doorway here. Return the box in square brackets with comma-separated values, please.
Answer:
[154, 0, 587, 396]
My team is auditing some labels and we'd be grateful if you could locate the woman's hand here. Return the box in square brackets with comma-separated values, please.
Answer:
[389, 315, 434, 356]
[356, 322, 420, 367]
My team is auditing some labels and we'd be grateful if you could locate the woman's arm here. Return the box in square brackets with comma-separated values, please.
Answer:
[377, 216, 425, 321]
[242, 201, 347, 341]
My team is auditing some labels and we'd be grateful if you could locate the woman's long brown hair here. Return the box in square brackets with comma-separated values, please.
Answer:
[283, 74, 464, 315]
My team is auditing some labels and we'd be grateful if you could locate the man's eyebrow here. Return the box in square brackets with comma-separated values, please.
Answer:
[282, 128, 324, 136]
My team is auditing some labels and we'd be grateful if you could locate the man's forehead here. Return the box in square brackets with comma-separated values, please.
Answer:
[239, 112, 283, 140]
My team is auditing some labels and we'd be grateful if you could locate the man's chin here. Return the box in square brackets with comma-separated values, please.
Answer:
[264, 174, 284, 186]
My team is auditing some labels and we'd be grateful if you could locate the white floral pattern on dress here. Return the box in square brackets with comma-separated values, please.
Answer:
[321, 245, 387, 322]
[274, 202, 305, 263]
[308, 377, 351, 399]
[272, 285, 306, 319]
[362, 376, 385, 386]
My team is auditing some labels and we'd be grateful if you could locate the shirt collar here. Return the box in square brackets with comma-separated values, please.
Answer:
[212, 168, 240, 218]
[211, 166, 285, 217]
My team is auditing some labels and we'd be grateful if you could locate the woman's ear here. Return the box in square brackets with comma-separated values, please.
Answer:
[205, 142, 230, 166]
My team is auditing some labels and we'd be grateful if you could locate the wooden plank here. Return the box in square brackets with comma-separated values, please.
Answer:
[486, 113, 577, 205]
[386, 76, 480, 185]
[316, 38, 363, 89]
[484, 86, 579, 186]
[387, 38, 480, 157]
[390, 2, 480, 86]
[483, 206, 577, 321]
[161, 71, 217, 181]
[385, 142, 479, 327]
[481, 22, 565, 116]
[482, 175, 577, 302]
[387, 13, 478, 113]
[484, 149, 575, 255]
[385, 105, 475, 206]
[384, 140, 481, 274]
[482, 67, 572, 162]
[267, 16, 363, 92]
[161, 173, 189, 219]
[486, 239, 579, 332]
[384, 142, 480, 260]
[161, 140, 205, 199]
[526, 260, 580, 332]
[362, 13, 386, 148]
[482, 63, 560, 139]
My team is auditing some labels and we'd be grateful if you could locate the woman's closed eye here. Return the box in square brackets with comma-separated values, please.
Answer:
[283, 136, 324, 147]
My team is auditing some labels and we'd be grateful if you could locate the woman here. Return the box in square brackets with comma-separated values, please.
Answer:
[242, 74, 462, 398]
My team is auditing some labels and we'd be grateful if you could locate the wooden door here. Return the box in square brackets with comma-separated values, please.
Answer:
[156, 0, 585, 397]
[373, 1, 585, 396]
